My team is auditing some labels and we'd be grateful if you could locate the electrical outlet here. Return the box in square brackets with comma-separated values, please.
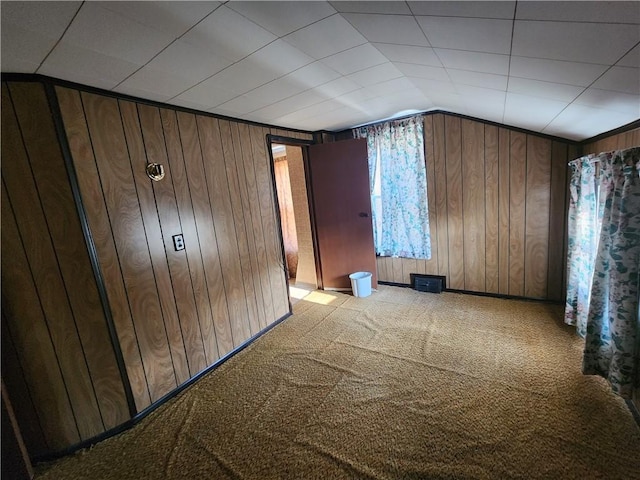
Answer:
[172, 234, 185, 251]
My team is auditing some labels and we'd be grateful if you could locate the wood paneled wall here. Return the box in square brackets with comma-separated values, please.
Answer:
[582, 126, 640, 156]
[1, 82, 129, 457]
[377, 114, 576, 301]
[2, 80, 313, 458]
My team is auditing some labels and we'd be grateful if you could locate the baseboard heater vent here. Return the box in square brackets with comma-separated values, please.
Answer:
[410, 274, 446, 294]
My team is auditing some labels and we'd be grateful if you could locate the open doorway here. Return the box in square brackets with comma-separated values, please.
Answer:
[271, 142, 317, 304]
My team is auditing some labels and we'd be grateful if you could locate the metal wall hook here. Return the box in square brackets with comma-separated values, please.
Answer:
[146, 163, 165, 181]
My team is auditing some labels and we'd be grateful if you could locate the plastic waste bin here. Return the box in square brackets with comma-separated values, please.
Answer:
[349, 271, 372, 298]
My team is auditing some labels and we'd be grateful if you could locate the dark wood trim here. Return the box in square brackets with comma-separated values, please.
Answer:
[31, 310, 293, 464]
[43, 83, 138, 419]
[580, 119, 640, 146]
[1, 73, 314, 137]
[332, 110, 582, 145]
[626, 400, 640, 427]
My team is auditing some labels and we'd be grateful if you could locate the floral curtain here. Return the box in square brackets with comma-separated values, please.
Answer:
[582, 147, 640, 399]
[353, 116, 431, 259]
[564, 156, 601, 336]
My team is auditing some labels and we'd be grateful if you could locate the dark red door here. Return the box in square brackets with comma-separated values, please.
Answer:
[307, 139, 377, 290]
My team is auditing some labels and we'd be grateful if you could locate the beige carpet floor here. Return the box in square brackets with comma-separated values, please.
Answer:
[37, 286, 640, 479]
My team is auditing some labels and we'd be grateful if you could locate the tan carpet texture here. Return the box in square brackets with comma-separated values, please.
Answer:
[37, 286, 640, 479]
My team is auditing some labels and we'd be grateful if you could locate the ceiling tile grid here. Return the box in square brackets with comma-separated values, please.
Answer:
[1, 1, 639, 140]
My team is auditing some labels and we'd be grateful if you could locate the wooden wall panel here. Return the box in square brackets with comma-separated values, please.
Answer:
[56, 87, 152, 413]
[176, 111, 233, 358]
[377, 114, 572, 301]
[485, 125, 499, 294]
[498, 128, 511, 295]
[445, 116, 465, 290]
[462, 119, 485, 292]
[583, 127, 640, 155]
[524, 136, 551, 299]
[508, 132, 527, 296]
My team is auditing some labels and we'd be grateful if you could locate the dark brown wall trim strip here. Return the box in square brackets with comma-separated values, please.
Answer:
[581, 118, 640, 146]
[31, 311, 292, 464]
[43, 83, 138, 419]
[1, 73, 315, 137]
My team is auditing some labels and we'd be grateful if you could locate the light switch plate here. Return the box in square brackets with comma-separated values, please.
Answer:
[172, 234, 185, 251]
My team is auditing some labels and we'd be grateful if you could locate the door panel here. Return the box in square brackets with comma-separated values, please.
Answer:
[307, 139, 377, 290]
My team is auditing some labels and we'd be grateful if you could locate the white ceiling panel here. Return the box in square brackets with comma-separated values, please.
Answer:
[39, 43, 140, 90]
[435, 49, 509, 75]
[347, 62, 404, 87]
[512, 21, 639, 65]
[504, 92, 568, 131]
[2, 1, 638, 139]
[591, 66, 640, 94]
[180, 5, 276, 63]
[509, 57, 608, 87]
[331, 1, 412, 15]
[408, 1, 516, 19]
[516, 1, 640, 24]
[416, 16, 512, 54]
[227, 1, 336, 37]
[545, 104, 638, 140]
[342, 13, 429, 46]
[283, 14, 366, 59]
[96, 1, 219, 38]
[393, 63, 449, 82]
[373, 44, 441, 67]
[507, 77, 584, 103]
[574, 88, 640, 116]
[448, 69, 508, 90]
[321, 44, 387, 75]
[61, 3, 175, 65]
[618, 44, 640, 68]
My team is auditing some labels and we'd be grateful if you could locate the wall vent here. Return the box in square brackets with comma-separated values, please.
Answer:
[410, 274, 446, 294]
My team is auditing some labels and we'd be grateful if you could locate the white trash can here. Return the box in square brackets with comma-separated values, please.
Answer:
[349, 272, 372, 298]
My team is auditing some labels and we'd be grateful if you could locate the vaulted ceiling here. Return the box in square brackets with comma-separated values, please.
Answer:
[2, 1, 639, 140]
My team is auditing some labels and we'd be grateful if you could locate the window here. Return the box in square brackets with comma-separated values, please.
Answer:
[354, 115, 431, 259]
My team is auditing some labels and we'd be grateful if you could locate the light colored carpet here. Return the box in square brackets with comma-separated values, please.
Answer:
[37, 286, 640, 479]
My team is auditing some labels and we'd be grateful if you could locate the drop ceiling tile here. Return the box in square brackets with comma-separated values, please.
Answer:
[144, 40, 232, 82]
[507, 77, 584, 103]
[96, 1, 219, 38]
[366, 77, 417, 97]
[286, 62, 342, 89]
[2, 23, 54, 72]
[510, 57, 608, 87]
[180, 5, 276, 63]
[113, 83, 173, 103]
[174, 77, 239, 109]
[227, 1, 336, 37]
[283, 14, 366, 60]
[393, 62, 449, 82]
[313, 77, 361, 98]
[373, 43, 442, 67]
[275, 98, 343, 124]
[248, 40, 314, 75]
[348, 62, 404, 87]
[321, 44, 387, 75]
[618, 44, 640, 68]
[456, 84, 507, 105]
[408, 1, 516, 19]
[574, 88, 640, 116]
[342, 13, 429, 46]
[448, 69, 507, 90]
[503, 92, 568, 131]
[544, 104, 637, 140]
[516, 1, 640, 24]
[330, 1, 412, 15]
[409, 78, 458, 95]
[39, 43, 139, 90]
[217, 77, 308, 115]
[117, 67, 198, 99]
[416, 16, 512, 54]
[201, 59, 282, 97]
[435, 49, 509, 75]
[512, 21, 639, 65]
[250, 90, 326, 120]
[61, 2, 175, 65]
[592, 66, 640, 94]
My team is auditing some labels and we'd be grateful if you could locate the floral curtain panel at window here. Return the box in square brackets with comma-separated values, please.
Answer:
[353, 116, 431, 259]
[564, 157, 601, 336]
[582, 147, 640, 399]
